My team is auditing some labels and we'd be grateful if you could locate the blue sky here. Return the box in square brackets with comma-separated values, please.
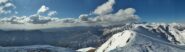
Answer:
[2, 0, 185, 23]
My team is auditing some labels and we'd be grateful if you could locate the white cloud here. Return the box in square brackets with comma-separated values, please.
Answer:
[48, 11, 57, 16]
[0, 14, 59, 24]
[91, 0, 138, 24]
[0, 0, 16, 14]
[79, 14, 89, 21]
[38, 5, 58, 16]
[94, 8, 139, 24]
[93, 0, 115, 15]
[0, 8, 139, 25]
[4, 3, 15, 8]
[0, 0, 8, 3]
[0, 0, 139, 30]
[37, 5, 49, 14]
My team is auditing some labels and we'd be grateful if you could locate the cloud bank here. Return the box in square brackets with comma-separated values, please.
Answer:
[0, 0, 139, 30]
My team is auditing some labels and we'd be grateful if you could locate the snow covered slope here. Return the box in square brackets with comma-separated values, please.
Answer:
[96, 30, 135, 52]
[96, 23, 185, 52]
[0, 23, 185, 52]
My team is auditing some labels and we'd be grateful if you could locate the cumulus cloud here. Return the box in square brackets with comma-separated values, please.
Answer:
[91, 0, 138, 23]
[0, 0, 139, 30]
[48, 11, 57, 16]
[0, 0, 16, 14]
[0, 8, 138, 25]
[37, 5, 57, 17]
[79, 14, 89, 21]
[0, 14, 59, 24]
[37, 5, 49, 14]
[93, 0, 115, 15]
[93, 8, 139, 24]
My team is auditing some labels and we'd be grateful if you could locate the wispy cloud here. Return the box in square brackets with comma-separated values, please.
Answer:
[48, 11, 57, 16]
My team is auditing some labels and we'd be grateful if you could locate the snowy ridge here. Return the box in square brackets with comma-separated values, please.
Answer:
[0, 23, 185, 52]
[143, 23, 185, 45]
[103, 23, 135, 36]
[95, 23, 185, 52]
[96, 30, 135, 52]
